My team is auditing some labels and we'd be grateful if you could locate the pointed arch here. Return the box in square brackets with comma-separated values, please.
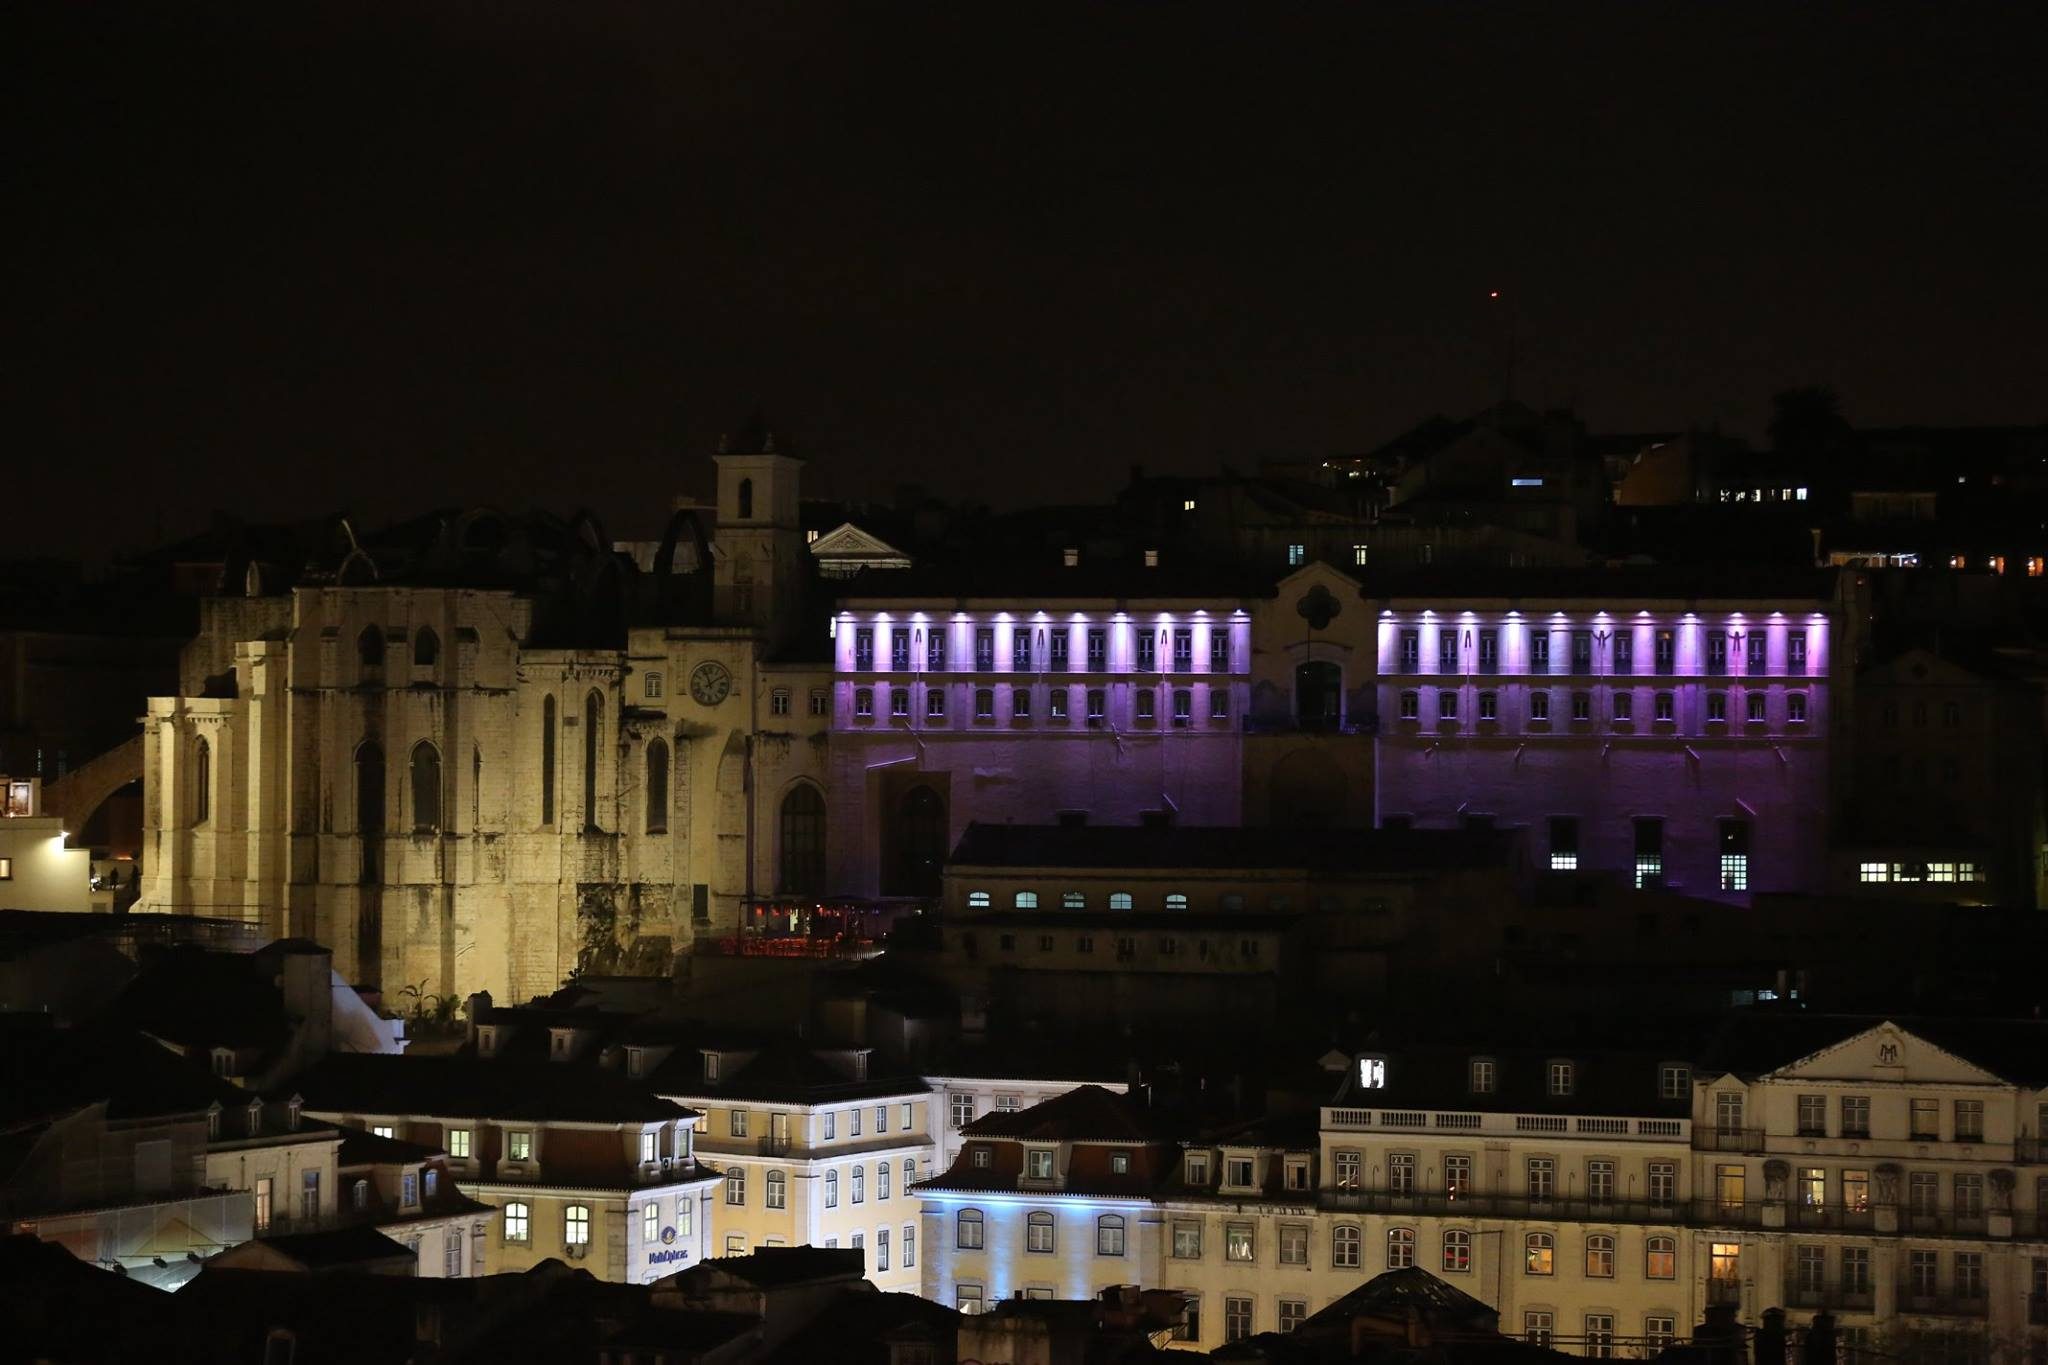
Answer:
[355, 741, 385, 883]
[737, 477, 754, 520]
[778, 782, 826, 895]
[540, 695, 557, 825]
[192, 736, 211, 825]
[410, 741, 441, 831]
[583, 689, 603, 832]
[413, 627, 440, 668]
[357, 626, 384, 670]
[645, 738, 670, 834]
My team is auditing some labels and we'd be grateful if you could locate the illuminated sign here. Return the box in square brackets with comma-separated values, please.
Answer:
[647, 1225, 689, 1266]
[1359, 1058, 1386, 1088]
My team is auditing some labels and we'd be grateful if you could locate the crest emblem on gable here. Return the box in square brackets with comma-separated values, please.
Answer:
[1877, 1041, 1900, 1065]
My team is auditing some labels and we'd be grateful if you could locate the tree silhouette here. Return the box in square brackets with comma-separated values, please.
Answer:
[1768, 387, 1853, 459]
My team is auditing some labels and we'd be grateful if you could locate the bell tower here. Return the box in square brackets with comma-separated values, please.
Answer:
[711, 416, 808, 640]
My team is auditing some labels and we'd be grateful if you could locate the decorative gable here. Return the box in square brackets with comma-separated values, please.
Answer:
[1763, 1022, 2009, 1087]
[808, 523, 912, 575]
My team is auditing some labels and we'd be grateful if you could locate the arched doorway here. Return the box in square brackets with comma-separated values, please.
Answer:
[885, 785, 946, 897]
[1296, 660, 1343, 730]
[779, 784, 826, 895]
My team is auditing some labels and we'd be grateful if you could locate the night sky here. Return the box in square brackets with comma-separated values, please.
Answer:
[12, 3, 2046, 554]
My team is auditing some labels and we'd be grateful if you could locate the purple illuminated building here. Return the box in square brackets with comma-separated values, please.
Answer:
[1371, 571, 1848, 899]
[825, 570, 1255, 898]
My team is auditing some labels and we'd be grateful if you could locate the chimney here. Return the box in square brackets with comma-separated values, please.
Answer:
[1755, 1309, 1788, 1365]
[1803, 1312, 1837, 1365]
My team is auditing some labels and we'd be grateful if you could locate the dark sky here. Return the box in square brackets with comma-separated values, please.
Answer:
[12, 3, 2046, 554]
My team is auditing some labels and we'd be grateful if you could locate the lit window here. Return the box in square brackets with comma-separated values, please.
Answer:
[1646, 1235, 1677, 1278]
[1719, 819, 1750, 891]
[1469, 1058, 1496, 1094]
[1634, 817, 1664, 888]
[1352, 544, 1368, 566]
[1108, 891, 1132, 910]
[645, 672, 664, 699]
[1287, 544, 1306, 566]
[1015, 891, 1038, 908]
[1586, 1234, 1615, 1277]
[564, 1204, 590, 1247]
[1164, 892, 1188, 911]
[1143, 549, 1159, 568]
[1548, 1060, 1575, 1096]
[1359, 1057, 1387, 1088]
[503, 1201, 530, 1244]
[1526, 1232, 1554, 1275]
[1225, 1223, 1255, 1262]
[1062, 891, 1086, 909]
[1063, 547, 1078, 566]
[967, 890, 990, 908]
[1182, 498, 1196, 512]
[1788, 692, 1807, 723]
[507, 1131, 532, 1161]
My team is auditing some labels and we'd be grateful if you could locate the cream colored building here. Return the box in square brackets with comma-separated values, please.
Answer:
[137, 429, 837, 1002]
[289, 1052, 724, 1285]
[1690, 1018, 2048, 1364]
[0, 774, 92, 912]
[656, 1041, 935, 1295]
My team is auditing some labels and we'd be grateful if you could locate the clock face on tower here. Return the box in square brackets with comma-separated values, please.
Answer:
[689, 661, 733, 707]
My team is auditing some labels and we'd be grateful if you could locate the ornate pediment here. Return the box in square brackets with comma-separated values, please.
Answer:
[808, 522, 912, 567]
[1763, 1021, 2008, 1087]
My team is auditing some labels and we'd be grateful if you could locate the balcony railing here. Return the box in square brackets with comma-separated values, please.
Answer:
[1783, 1280, 1875, 1312]
[1707, 1276, 1742, 1306]
[1895, 1284, 1988, 1319]
[1323, 1188, 1686, 1226]
[1693, 1126, 1766, 1153]
[1324, 1108, 1688, 1143]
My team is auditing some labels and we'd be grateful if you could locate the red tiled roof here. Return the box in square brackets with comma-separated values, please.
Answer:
[958, 1085, 1178, 1143]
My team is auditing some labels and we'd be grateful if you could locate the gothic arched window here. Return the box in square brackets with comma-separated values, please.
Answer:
[779, 784, 825, 894]
[410, 742, 441, 831]
[583, 690, 603, 832]
[645, 739, 669, 834]
[413, 627, 439, 668]
[193, 737, 211, 824]
[540, 696, 557, 825]
[358, 626, 384, 669]
[737, 477, 754, 520]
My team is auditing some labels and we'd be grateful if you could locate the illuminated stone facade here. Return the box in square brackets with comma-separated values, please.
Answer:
[138, 434, 830, 1001]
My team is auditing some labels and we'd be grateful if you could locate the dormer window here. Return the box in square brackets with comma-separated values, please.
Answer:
[626, 1048, 645, 1078]
[1469, 1057, 1497, 1095]
[286, 1097, 302, 1131]
[1284, 1157, 1310, 1191]
[1225, 1157, 1255, 1188]
[1547, 1060, 1576, 1097]
[1358, 1056, 1387, 1089]
[401, 1172, 417, 1207]
[210, 1048, 234, 1078]
[1026, 1149, 1055, 1180]
[247, 1100, 264, 1137]
[424, 1170, 438, 1199]
[852, 1052, 870, 1081]
[206, 1104, 221, 1140]
[1062, 547, 1079, 568]
[352, 1179, 369, 1212]
[1658, 1064, 1692, 1100]
[971, 1146, 992, 1169]
[703, 1051, 721, 1084]
[1110, 1150, 1131, 1175]
[1185, 1152, 1210, 1185]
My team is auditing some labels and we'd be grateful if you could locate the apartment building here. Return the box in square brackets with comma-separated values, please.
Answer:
[288, 1052, 722, 1284]
[648, 1039, 934, 1295]
[1692, 1016, 2048, 1364]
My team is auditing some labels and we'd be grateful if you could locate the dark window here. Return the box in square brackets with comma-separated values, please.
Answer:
[1297, 660, 1342, 729]
[356, 741, 385, 889]
[1400, 629, 1420, 671]
[855, 628, 874, 670]
[779, 784, 826, 895]
[1549, 817, 1579, 870]
[1478, 630, 1498, 673]
[540, 696, 556, 824]
[737, 477, 753, 519]
[974, 688, 994, 719]
[1747, 634, 1767, 670]
[1438, 634, 1458, 673]
[582, 691, 604, 832]
[928, 632, 946, 670]
[1049, 633, 1069, 671]
[891, 633, 911, 669]
[1789, 635, 1808, 674]
[410, 742, 441, 832]
[1013, 633, 1032, 670]
[1614, 634, 1634, 672]
[645, 740, 669, 833]
[1087, 629, 1106, 667]
[1708, 633, 1728, 675]
[413, 627, 439, 668]
[691, 883, 709, 923]
[887, 786, 946, 896]
[975, 628, 994, 670]
[1210, 631, 1229, 669]
[1173, 629, 1193, 669]
[1572, 631, 1592, 669]
[358, 626, 384, 670]
[1654, 631, 1674, 674]
[1531, 633, 1550, 671]
[193, 737, 211, 824]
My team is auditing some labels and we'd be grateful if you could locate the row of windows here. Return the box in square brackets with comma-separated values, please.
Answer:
[721, 1101, 920, 1140]
[851, 685, 1229, 723]
[970, 890, 1194, 911]
[1857, 861, 1987, 885]
[1714, 1092, 2017, 1142]
[1395, 687, 1808, 725]
[946, 1093, 1024, 1128]
[952, 1210, 1130, 1257]
[782, 1225, 916, 1272]
[851, 625, 1233, 674]
[766, 688, 829, 717]
[354, 625, 441, 670]
[1534, 816, 1750, 892]
[1327, 1152, 1681, 1204]
[1426, 1059, 1692, 1100]
[1524, 1313, 1680, 1355]
[499, 1198, 626, 1248]
[729, 1158, 922, 1210]
[972, 931, 1265, 962]
[1392, 626, 1813, 677]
